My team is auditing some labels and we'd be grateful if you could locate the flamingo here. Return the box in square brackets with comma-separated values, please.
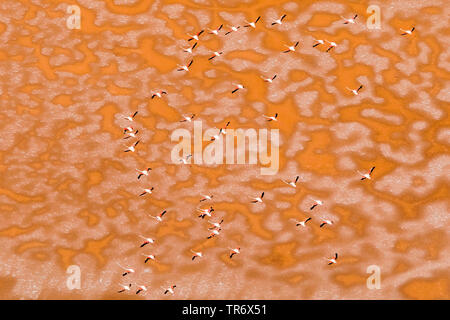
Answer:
[359, 166, 375, 180]
[229, 247, 241, 258]
[250, 192, 264, 203]
[244, 16, 261, 28]
[271, 14, 286, 26]
[282, 176, 299, 187]
[341, 14, 358, 24]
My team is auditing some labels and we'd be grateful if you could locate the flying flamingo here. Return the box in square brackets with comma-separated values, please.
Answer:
[124, 129, 139, 139]
[207, 228, 221, 239]
[310, 199, 323, 210]
[244, 16, 261, 28]
[271, 14, 286, 26]
[250, 192, 264, 203]
[117, 283, 132, 293]
[164, 285, 176, 295]
[188, 30, 204, 41]
[261, 75, 277, 83]
[139, 235, 155, 247]
[400, 27, 415, 36]
[313, 39, 324, 47]
[231, 84, 245, 94]
[124, 111, 138, 122]
[327, 253, 338, 265]
[137, 167, 152, 179]
[263, 113, 278, 121]
[177, 59, 193, 72]
[208, 219, 224, 230]
[283, 41, 299, 53]
[320, 219, 334, 228]
[359, 166, 375, 180]
[139, 187, 154, 196]
[291, 217, 312, 227]
[191, 249, 203, 261]
[282, 176, 299, 187]
[151, 91, 167, 99]
[326, 40, 337, 52]
[136, 285, 147, 295]
[225, 25, 240, 35]
[208, 24, 223, 35]
[346, 85, 363, 95]
[149, 210, 167, 222]
[124, 140, 140, 153]
[229, 247, 241, 258]
[341, 14, 358, 24]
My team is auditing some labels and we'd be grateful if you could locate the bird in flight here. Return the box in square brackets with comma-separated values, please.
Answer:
[261, 75, 277, 83]
[341, 14, 358, 24]
[116, 263, 135, 277]
[142, 253, 156, 263]
[283, 41, 299, 53]
[137, 167, 151, 179]
[151, 91, 167, 99]
[164, 285, 176, 295]
[200, 194, 213, 202]
[320, 219, 334, 228]
[359, 166, 375, 180]
[327, 253, 338, 265]
[123, 129, 139, 139]
[232, 84, 245, 94]
[225, 25, 240, 35]
[124, 111, 138, 122]
[208, 219, 224, 230]
[263, 113, 278, 121]
[182, 42, 197, 54]
[400, 27, 415, 36]
[346, 85, 363, 95]
[117, 283, 132, 293]
[244, 16, 261, 28]
[139, 235, 155, 247]
[220, 121, 231, 134]
[180, 154, 192, 164]
[198, 206, 214, 219]
[149, 210, 167, 222]
[282, 175, 299, 188]
[250, 192, 265, 203]
[208, 24, 223, 35]
[293, 217, 312, 228]
[177, 59, 193, 72]
[210, 128, 224, 141]
[188, 30, 204, 41]
[271, 14, 286, 26]
[229, 247, 241, 258]
[191, 249, 203, 261]
[208, 51, 223, 60]
[139, 187, 154, 196]
[135, 285, 147, 295]
[180, 114, 196, 122]
[326, 40, 337, 52]
[207, 228, 221, 239]
[124, 140, 140, 153]
[310, 199, 323, 210]
[123, 126, 134, 134]
[312, 39, 324, 47]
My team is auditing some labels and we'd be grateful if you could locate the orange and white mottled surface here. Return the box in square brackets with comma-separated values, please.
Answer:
[0, 0, 449, 300]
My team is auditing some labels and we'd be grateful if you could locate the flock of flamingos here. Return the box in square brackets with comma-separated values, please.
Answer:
[114, 11, 415, 296]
